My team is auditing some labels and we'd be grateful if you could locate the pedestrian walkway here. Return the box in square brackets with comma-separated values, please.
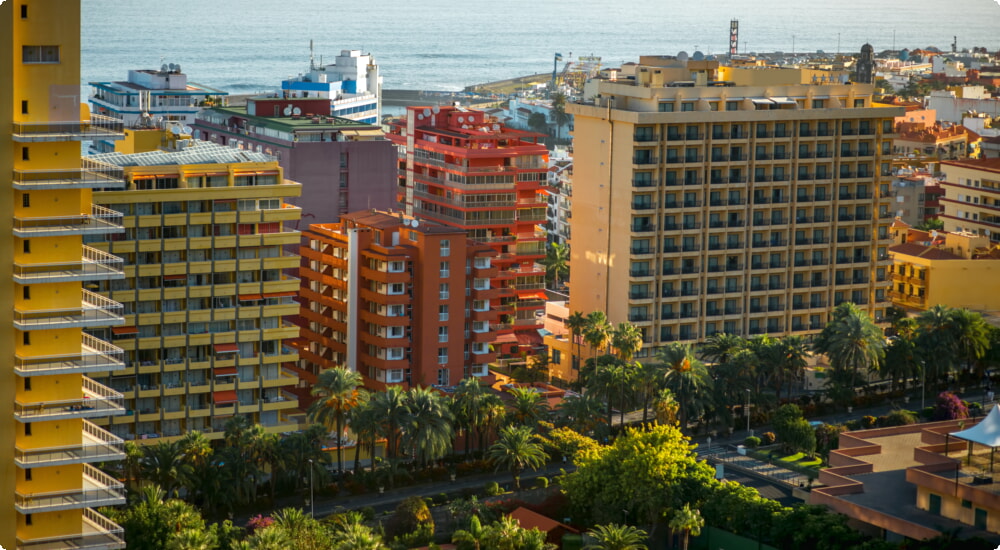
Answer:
[705, 448, 811, 488]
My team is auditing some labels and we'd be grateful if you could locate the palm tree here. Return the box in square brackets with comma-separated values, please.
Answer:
[557, 393, 607, 435]
[566, 311, 588, 372]
[248, 527, 291, 550]
[667, 504, 704, 550]
[551, 92, 571, 140]
[453, 377, 487, 456]
[404, 386, 454, 466]
[123, 440, 144, 495]
[488, 425, 548, 490]
[453, 515, 487, 550]
[176, 431, 212, 501]
[332, 523, 387, 550]
[140, 441, 192, 498]
[885, 326, 922, 392]
[540, 242, 569, 288]
[478, 394, 507, 452]
[507, 386, 551, 427]
[950, 308, 990, 376]
[777, 335, 810, 400]
[814, 302, 885, 400]
[256, 432, 284, 502]
[583, 523, 649, 550]
[634, 360, 666, 424]
[369, 386, 411, 460]
[584, 311, 612, 357]
[916, 304, 957, 383]
[167, 529, 217, 550]
[610, 322, 643, 362]
[652, 388, 679, 426]
[658, 343, 713, 429]
[698, 332, 747, 366]
[346, 395, 379, 471]
[309, 366, 365, 475]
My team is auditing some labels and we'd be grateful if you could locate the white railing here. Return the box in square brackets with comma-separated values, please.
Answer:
[13, 288, 124, 329]
[12, 204, 124, 235]
[12, 114, 124, 139]
[14, 419, 125, 466]
[14, 377, 124, 420]
[13, 245, 124, 282]
[14, 333, 124, 374]
[14, 464, 125, 513]
[16, 508, 124, 550]
[12, 158, 125, 189]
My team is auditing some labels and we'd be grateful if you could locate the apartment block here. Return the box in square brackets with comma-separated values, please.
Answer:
[2, 1, 129, 547]
[296, 210, 499, 390]
[84, 137, 303, 443]
[567, 56, 902, 354]
[888, 222, 1000, 312]
[938, 158, 1000, 245]
[387, 107, 550, 353]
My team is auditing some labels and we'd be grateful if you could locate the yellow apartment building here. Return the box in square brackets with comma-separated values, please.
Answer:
[2, 1, 130, 547]
[938, 158, 1000, 246]
[888, 222, 1000, 312]
[84, 135, 304, 443]
[568, 56, 902, 356]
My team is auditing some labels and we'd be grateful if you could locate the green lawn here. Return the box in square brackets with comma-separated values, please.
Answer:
[778, 453, 822, 469]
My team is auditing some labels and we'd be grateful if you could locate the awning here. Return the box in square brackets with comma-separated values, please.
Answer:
[952, 406, 1000, 447]
[111, 326, 139, 335]
[238, 294, 263, 301]
[515, 289, 547, 300]
[340, 129, 384, 137]
[262, 291, 297, 298]
[214, 343, 239, 354]
[770, 97, 797, 105]
[213, 390, 238, 405]
[163, 274, 186, 281]
[751, 98, 774, 105]
[213, 367, 238, 376]
[495, 333, 519, 344]
[515, 332, 544, 346]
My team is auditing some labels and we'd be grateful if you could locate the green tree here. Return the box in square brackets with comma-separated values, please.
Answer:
[916, 304, 958, 382]
[387, 496, 435, 540]
[610, 322, 644, 362]
[562, 424, 715, 528]
[308, 366, 365, 475]
[590, 358, 636, 428]
[540, 242, 569, 288]
[884, 319, 921, 391]
[507, 385, 551, 427]
[140, 441, 192, 498]
[950, 308, 990, 376]
[776, 335, 810, 400]
[667, 504, 704, 550]
[658, 344, 714, 429]
[331, 522, 387, 550]
[583, 523, 649, 550]
[813, 302, 885, 403]
[480, 515, 554, 550]
[488, 425, 549, 490]
[453, 377, 488, 455]
[347, 396, 380, 471]
[453, 515, 488, 550]
[556, 393, 607, 435]
[104, 485, 207, 550]
[167, 528, 217, 550]
[566, 311, 588, 372]
[404, 386, 454, 466]
[584, 311, 613, 357]
[369, 386, 411, 460]
[551, 92, 571, 140]
[528, 112, 549, 134]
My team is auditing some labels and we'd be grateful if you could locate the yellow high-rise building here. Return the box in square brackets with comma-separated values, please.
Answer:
[85, 134, 304, 443]
[2, 1, 129, 548]
[568, 57, 903, 356]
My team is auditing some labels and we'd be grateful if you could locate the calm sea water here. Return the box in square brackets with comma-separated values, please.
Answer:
[82, 0, 1000, 92]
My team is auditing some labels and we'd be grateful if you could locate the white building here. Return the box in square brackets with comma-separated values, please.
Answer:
[281, 49, 381, 124]
[927, 87, 1000, 123]
[546, 147, 573, 246]
[89, 65, 228, 152]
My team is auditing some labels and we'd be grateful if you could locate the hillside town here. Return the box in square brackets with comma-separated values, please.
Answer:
[5, 2, 1000, 549]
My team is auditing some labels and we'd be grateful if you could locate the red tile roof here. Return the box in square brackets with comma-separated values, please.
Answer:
[508, 507, 579, 534]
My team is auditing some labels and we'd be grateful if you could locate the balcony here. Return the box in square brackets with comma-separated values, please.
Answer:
[13, 289, 124, 330]
[14, 377, 125, 422]
[13, 159, 126, 190]
[16, 508, 125, 550]
[15, 464, 125, 513]
[14, 333, 124, 376]
[15, 419, 124, 468]
[13, 204, 124, 237]
[12, 114, 124, 142]
[14, 245, 124, 284]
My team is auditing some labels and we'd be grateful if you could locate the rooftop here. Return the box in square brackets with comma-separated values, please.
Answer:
[942, 157, 1000, 174]
[203, 106, 377, 134]
[90, 140, 276, 167]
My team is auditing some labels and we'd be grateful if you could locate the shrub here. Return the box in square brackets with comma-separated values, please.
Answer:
[861, 415, 877, 428]
[844, 419, 862, 431]
[246, 514, 273, 535]
[919, 406, 935, 421]
[386, 496, 434, 539]
[933, 391, 969, 421]
[744, 436, 762, 448]
[360, 506, 376, 521]
[881, 409, 917, 427]
[484, 481, 503, 496]
[760, 432, 776, 445]
[535, 476, 549, 488]
[435, 492, 449, 505]
[968, 401, 984, 417]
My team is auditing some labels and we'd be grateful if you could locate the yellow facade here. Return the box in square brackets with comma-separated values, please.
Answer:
[85, 137, 304, 443]
[2, 1, 129, 548]
[568, 59, 901, 357]
[938, 159, 1000, 246]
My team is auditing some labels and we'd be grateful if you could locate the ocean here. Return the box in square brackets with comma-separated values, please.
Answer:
[82, 0, 1000, 93]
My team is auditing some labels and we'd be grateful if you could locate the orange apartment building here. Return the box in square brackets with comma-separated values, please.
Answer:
[295, 210, 500, 390]
[387, 106, 550, 354]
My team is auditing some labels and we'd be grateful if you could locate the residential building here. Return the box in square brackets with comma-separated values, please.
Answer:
[2, 0, 130, 547]
[88, 65, 228, 152]
[889, 171, 943, 226]
[546, 147, 573, 246]
[567, 56, 901, 354]
[387, 106, 551, 354]
[85, 137, 303, 442]
[927, 88, 1000, 124]
[282, 48, 381, 124]
[893, 121, 970, 161]
[887, 222, 1000, 312]
[193, 96, 396, 226]
[939, 158, 1000, 244]
[295, 210, 499, 390]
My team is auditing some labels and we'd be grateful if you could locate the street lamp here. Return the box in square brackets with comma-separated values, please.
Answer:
[746, 389, 752, 437]
[308, 459, 315, 518]
[622, 509, 628, 525]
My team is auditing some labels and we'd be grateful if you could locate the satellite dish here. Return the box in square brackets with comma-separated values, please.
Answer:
[677, 51, 689, 63]
[175, 64, 181, 73]
[170, 125, 182, 135]
[986, 229, 992, 236]
[283, 106, 293, 116]
[182, 126, 193, 134]
[432, 106, 440, 114]
[692, 51, 705, 61]
[458, 116, 464, 123]
[292, 107, 301, 115]
[422, 108, 431, 117]
[417, 114, 424, 120]
[411, 219, 419, 228]
[930, 230, 939, 240]
[168, 63, 176, 71]
[492, 123, 500, 130]
[161, 64, 169, 72]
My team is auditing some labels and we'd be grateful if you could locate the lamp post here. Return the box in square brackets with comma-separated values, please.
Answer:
[308, 459, 314, 518]
[746, 389, 752, 437]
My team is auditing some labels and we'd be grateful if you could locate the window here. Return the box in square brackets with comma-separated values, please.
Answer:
[388, 304, 404, 316]
[658, 102, 674, 112]
[22, 147, 29, 161]
[24, 377, 31, 391]
[387, 283, 405, 295]
[24, 423, 31, 436]
[439, 261, 450, 278]
[439, 305, 449, 322]
[681, 102, 694, 112]
[439, 283, 450, 300]
[388, 261, 405, 273]
[438, 326, 449, 343]
[437, 347, 448, 364]
[22, 286, 30, 300]
[437, 368, 449, 385]
[387, 326, 404, 338]
[440, 239, 451, 257]
[726, 101, 739, 111]
[23, 332, 30, 345]
[21, 4, 28, 18]
[387, 347, 404, 360]
[21, 100, 28, 114]
[812, 99, 825, 109]
[22, 45, 60, 63]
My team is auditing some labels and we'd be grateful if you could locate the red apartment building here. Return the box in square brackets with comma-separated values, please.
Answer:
[295, 210, 500, 390]
[387, 106, 550, 354]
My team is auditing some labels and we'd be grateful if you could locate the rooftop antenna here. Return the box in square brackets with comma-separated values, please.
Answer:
[309, 40, 315, 71]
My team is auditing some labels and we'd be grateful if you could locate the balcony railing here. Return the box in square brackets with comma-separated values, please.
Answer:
[13, 159, 126, 190]
[13, 288, 124, 330]
[16, 508, 125, 550]
[14, 464, 125, 513]
[13, 245, 124, 283]
[15, 419, 125, 467]
[14, 333, 124, 376]
[13, 376, 125, 422]
[12, 114, 124, 142]
[13, 204, 124, 237]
